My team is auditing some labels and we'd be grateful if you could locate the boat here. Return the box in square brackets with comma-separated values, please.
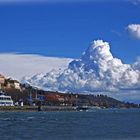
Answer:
[76, 105, 90, 111]
[0, 91, 14, 106]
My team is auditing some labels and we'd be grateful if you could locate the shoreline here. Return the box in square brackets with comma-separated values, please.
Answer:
[0, 106, 139, 112]
[0, 106, 78, 112]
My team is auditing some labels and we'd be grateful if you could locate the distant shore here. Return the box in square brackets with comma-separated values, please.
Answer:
[0, 106, 79, 112]
[0, 106, 139, 112]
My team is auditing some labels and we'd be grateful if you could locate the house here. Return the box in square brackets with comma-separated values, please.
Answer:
[13, 80, 21, 90]
[0, 74, 5, 88]
[56, 94, 65, 102]
[6, 79, 21, 90]
[0, 74, 5, 84]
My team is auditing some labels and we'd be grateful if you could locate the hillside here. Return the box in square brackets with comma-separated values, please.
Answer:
[1, 79, 139, 108]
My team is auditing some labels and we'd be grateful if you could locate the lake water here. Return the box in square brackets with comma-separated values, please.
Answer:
[0, 109, 140, 140]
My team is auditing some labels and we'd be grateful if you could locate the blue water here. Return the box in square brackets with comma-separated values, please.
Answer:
[0, 109, 140, 140]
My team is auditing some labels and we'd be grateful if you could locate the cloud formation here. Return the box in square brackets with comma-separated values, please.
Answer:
[0, 53, 72, 80]
[127, 24, 140, 39]
[23, 40, 140, 102]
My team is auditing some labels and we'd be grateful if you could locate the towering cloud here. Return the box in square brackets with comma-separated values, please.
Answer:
[23, 40, 140, 99]
[127, 24, 140, 39]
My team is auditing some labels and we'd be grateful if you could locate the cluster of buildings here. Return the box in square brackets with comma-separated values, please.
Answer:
[0, 74, 23, 106]
[0, 74, 21, 90]
[44, 92, 78, 106]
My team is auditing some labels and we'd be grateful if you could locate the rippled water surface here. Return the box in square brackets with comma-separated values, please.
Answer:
[0, 109, 140, 140]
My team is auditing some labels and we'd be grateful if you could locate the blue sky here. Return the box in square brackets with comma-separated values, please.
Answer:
[0, 0, 140, 63]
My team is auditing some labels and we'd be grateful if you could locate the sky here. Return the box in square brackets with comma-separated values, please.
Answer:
[0, 0, 140, 102]
[0, 0, 140, 63]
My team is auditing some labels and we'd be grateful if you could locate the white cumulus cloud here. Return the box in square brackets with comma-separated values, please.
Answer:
[127, 24, 140, 39]
[23, 40, 140, 102]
